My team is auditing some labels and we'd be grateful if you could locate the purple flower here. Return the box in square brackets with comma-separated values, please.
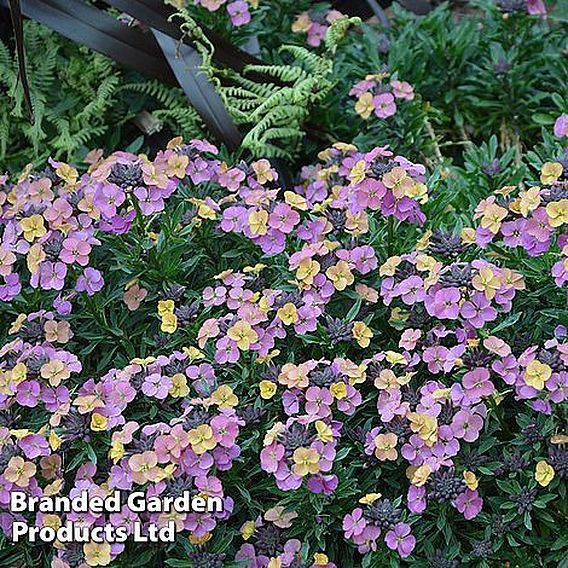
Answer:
[451, 410, 484, 442]
[343, 508, 367, 538]
[553, 114, 568, 138]
[373, 93, 397, 119]
[75, 267, 104, 295]
[407, 485, 427, 513]
[462, 367, 495, 403]
[425, 287, 461, 320]
[384, 522, 416, 558]
[15, 380, 41, 407]
[453, 489, 483, 519]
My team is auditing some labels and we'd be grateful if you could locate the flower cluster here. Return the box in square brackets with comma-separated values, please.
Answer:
[349, 74, 415, 120]
[0, 140, 220, 299]
[291, 9, 344, 47]
[471, 159, 567, 285]
[191, 0, 257, 27]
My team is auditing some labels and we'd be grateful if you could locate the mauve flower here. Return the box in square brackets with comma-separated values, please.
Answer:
[425, 287, 462, 319]
[75, 267, 104, 295]
[343, 508, 367, 538]
[408, 485, 427, 513]
[553, 114, 568, 138]
[453, 489, 483, 519]
[451, 410, 484, 442]
[227, 0, 251, 26]
[15, 380, 41, 407]
[373, 93, 397, 118]
[462, 367, 495, 402]
[384, 522, 416, 557]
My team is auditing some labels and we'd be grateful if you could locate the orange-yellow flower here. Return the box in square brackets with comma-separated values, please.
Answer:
[296, 258, 320, 286]
[352, 321, 373, 348]
[277, 303, 299, 325]
[188, 424, 216, 455]
[227, 320, 258, 350]
[535, 460, 555, 487]
[374, 433, 398, 461]
[211, 385, 238, 408]
[4, 456, 36, 487]
[524, 359, 552, 390]
[20, 214, 46, 242]
[83, 542, 112, 567]
[326, 260, 354, 291]
[292, 447, 321, 477]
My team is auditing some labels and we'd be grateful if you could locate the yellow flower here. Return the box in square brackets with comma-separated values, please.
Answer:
[252, 159, 274, 184]
[211, 385, 238, 408]
[359, 493, 382, 505]
[49, 431, 61, 451]
[158, 299, 175, 316]
[284, 191, 307, 211]
[329, 382, 347, 399]
[249, 209, 269, 235]
[326, 260, 354, 291]
[40, 359, 70, 387]
[109, 440, 125, 463]
[348, 160, 368, 185]
[355, 92, 375, 120]
[189, 532, 212, 545]
[315, 420, 333, 443]
[161, 312, 178, 334]
[83, 542, 112, 567]
[55, 163, 78, 185]
[472, 266, 502, 300]
[352, 321, 373, 348]
[385, 351, 407, 365]
[291, 12, 311, 33]
[464, 470, 479, 490]
[407, 412, 438, 446]
[259, 380, 277, 400]
[411, 464, 433, 486]
[240, 520, 257, 540]
[42, 514, 62, 531]
[379, 256, 401, 276]
[277, 303, 299, 325]
[267, 559, 282, 568]
[227, 320, 258, 350]
[188, 424, 216, 455]
[313, 553, 330, 566]
[20, 214, 47, 242]
[535, 460, 555, 487]
[374, 433, 398, 461]
[461, 227, 477, 245]
[540, 162, 563, 185]
[166, 153, 189, 178]
[11, 362, 27, 385]
[518, 187, 541, 217]
[546, 199, 568, 228]
[169, 373, 190, 398]
[9, 314, 27, 334]
[296, 258, 320, 286]
[292, 447, 321, 477]
[524, 360, 552, 390]
[480, 203, 508, 234]
[90, 413, 108, 432]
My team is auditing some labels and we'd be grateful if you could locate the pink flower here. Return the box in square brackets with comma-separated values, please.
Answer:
[384, 522, 416, 557]
[453, 489, 483, 519]
[553, 114, 568, 138]
[391, 80, 415, 101]
[60, 237, 91, 266]
[227, 0, 251, 26]
[343, 508, 367, 538]
[373, 93, 397, 118]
